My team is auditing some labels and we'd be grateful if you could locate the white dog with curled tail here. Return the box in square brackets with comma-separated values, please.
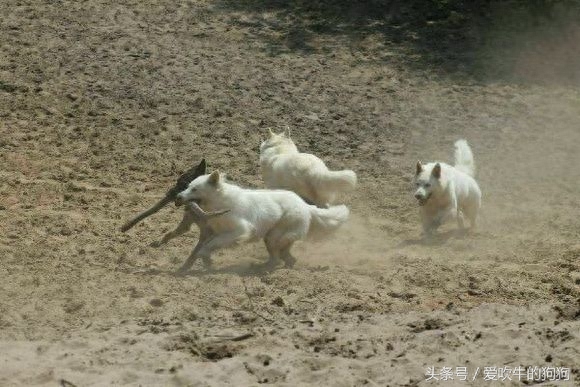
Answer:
[414, 139, 482, 236]
[259, 128, 357, 207]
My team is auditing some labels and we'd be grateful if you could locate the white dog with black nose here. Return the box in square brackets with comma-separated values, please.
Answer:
[414, 139, 482, 235]
[174, 170, 350, 271]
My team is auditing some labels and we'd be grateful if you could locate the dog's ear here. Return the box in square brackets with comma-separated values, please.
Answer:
[208, 170, 221, 186]
[416, 161, 423, 175]
[268, 127, 275, 137]
[283, 126, 291, 138]
[196, 159, 207, 174]
[432, 163, 441, 179]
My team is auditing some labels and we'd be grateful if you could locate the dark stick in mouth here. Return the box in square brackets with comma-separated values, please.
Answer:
[120, 159, 208, 232]
[120, 158, 231, 272]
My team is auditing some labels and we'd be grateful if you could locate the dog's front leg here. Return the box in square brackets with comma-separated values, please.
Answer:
[177, 226, 216, 273]
[434, 205, 457, 230]
[432, 185, 460, 230]
[151, 209, 195, 247]
[199, 229, 247, 255]
[424, 207, 452, 235]
[431, 212, 445, 231]
[420, 208, 436, 236]
[435, 208, 455, 225]
[456, 212, 465, 229]
[448, 185, 464, 229]
[176, 202, 230, 273]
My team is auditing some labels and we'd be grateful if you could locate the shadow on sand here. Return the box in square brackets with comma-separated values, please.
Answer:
[214, 0, 580, 85]
[123, 258, 332, 278]
[397, 228, 470, 248]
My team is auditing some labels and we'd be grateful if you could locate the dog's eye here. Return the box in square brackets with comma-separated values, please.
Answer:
[424, 183, 431, 188]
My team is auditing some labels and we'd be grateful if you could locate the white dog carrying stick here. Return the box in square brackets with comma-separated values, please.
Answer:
[151, 201, 229, 272]
[120, 159, 229, 272]
[175, 170, 350, 271]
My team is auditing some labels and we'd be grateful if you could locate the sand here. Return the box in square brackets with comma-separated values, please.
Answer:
[0, 1, 578, 386]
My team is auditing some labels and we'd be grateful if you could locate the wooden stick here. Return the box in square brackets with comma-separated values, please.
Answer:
[120, 159, 207, 232]
[120, 195, 173, 232]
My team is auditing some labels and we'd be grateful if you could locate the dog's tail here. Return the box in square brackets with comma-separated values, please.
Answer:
[454, 139, 475, 176]
[315, 169, 357, 193]
[308, 204, 350, 240]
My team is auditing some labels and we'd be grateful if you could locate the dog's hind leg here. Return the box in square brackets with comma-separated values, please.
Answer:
[280, 242, 296, 268]
[457, 216, 465, 231]
[195, 227, 249, 262]
[261, 241, 280, 270]
[303, 182, 330, 208]
[463, 203, 478, 231]
[262, 233, 283, 270]
[310, 191, 331, 208]
[261, 224, 296, 270]
[313, 188, 334, 208]
[265, 221, 304, 269]
[456, 210, 465, 230]
[447, 185, 463, 229]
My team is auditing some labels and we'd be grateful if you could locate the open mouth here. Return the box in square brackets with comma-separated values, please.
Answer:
[417, 194, 431, 206]
[175, 197, 201, 207]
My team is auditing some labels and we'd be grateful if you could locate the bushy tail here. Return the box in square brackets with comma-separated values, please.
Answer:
[315, 169, 357, 193]
[308, 204, 350, 240]
[454, 139, 475, 176]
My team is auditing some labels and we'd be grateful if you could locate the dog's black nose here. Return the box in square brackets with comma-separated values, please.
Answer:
[175, 196, 184, 207]
[414, 193, 422, 200]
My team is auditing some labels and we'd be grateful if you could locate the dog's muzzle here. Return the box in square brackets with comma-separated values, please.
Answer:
[415, 193, 431, 206]
[174, 196, 185, 207]
[175, 196, 201, 207]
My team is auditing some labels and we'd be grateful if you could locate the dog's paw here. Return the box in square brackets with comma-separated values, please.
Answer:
[175, 265, 192, 275]
[251, 259, 279, 272]
[421, 232, 436, 244]
[201, 256, 213, 268]
[283, 256, 297, 269]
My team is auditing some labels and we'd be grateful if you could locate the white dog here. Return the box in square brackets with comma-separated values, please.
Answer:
[414, 139, 481, 235]
[259, 128, 357, 207]
[174, 171, 350, 271]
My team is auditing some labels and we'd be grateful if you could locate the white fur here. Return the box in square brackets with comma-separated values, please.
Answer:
[414, 139, 481, 235]
[259, 128, 356, 207]
[453, 139, 475, 176]
[176, 171, 350, 268]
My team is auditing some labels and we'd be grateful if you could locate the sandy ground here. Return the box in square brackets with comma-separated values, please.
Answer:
[0, 1, 579, 386]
